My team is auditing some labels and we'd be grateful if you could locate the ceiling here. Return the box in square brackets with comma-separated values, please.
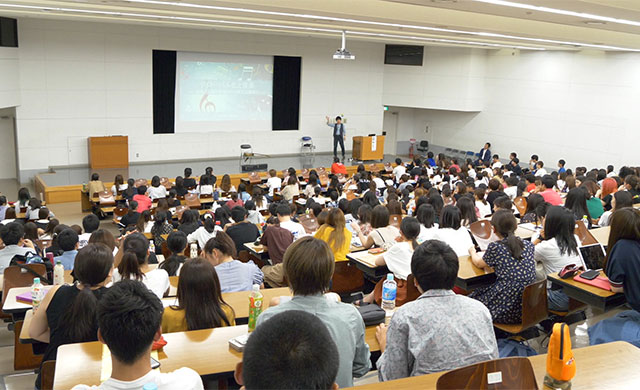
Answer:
[2, 0, 640, 51]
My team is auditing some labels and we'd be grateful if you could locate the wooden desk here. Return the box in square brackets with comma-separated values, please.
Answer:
[3, 287, 48, 314]
[515, 225, 535, 240]
[19, 309, 34, 343]
[243, 242, 265, 255]
[548, 271, 626, 312]
[54, 325, 247, 389]
[347, 252, 495, 291]
[348, 341, 640, 390]
[590, 226, 610, 245]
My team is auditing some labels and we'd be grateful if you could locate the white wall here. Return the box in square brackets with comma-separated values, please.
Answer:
[15, 19, 385, 175]
[0, 108, 17, 179]
[0, 47, 20, 109]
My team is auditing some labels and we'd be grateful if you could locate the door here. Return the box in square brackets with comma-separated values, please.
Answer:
[0, 108, 17, 179]
[383, 110, 398, 155]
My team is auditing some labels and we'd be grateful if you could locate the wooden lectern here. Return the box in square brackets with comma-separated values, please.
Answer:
[352, 135, 385, 161]
[88, 136, 129, 169]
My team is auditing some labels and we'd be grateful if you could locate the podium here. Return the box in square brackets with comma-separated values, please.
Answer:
[352, 135, 385, 161]
[88, 136, 128, 169]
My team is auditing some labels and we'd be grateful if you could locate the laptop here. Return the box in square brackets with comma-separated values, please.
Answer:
[578, 243, 607, 271]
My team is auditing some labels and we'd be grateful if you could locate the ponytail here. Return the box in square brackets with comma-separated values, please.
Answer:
[118, 250, 144, 281]
[159, 253, 184, 277]
[61, 287, 98, 340]
[505, 232, 524, 260]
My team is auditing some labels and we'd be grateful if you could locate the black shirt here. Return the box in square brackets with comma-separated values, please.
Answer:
[183, 178, 197, 188]
[178, 222, 199, 236]
[226, 222, 260, 254]
[486, 190, 504, 211]
[120, 212, 140, 228]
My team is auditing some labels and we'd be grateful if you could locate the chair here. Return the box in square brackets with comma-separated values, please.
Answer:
[298, 214, 320, 234]
[367, 163, 378, 172]
[436, 357, 538, 390]
[300, 136, 315, 156]
[317, 167, 327, 175]
[331, 261, 363, 294]
[336, 173, 347, 183]
[40, 360, 56, 390]
[384, 162, 393, 173]
[494, 279, 548, 334]
[160, 177, 172, 190]
[113, 206, 128, 218]
[300, 168, 310, 180]
[469, 220, 498, 251]
[134, 178, 148, 188]
[514, 196, 527, 216]
[466, 150, 475, 158]
[2, 264, 48, 310]
[575, 221, 597, 245]
[319, 172, 329, 187]
[184, 193, 201, 209]
[248, 172, 262, 185]
[389, 214, 402, 229]
[14, 320, 42, 370]
[417, 140, 429, 154]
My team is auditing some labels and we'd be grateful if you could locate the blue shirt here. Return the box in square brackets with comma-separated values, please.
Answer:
[0, 205, 7, 221]
[606, 239, 640, 312]
[55, 250, 78, 271]
[327, 122, 345, 136]
[558, 167, 566, 173]
[215, 260, 263, 292]
[427, 158, 436, 167]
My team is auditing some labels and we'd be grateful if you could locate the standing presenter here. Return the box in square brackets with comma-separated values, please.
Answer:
[326, 115, 346, 160]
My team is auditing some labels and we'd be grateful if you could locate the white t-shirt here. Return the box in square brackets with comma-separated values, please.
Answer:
[476, 201, 492, 218]
[504, 186, 518, 200]
[78, 233, 91, 249]
[279, 219, 306, 240]
[198, 185, 214, 195]
[392, 165, 406, 182]
[383, 241, 414, 280]
[599, 211, 612, 227]
[72, 367, 203, 390]
[112, 268, 170, 299]
[534, 168, 548, 177]
[492, 161, 502, 169]
[147, 186, 168, 200]
[433, 228, 474, 257]
[373, 177, 386, 189]
[111, 184, 128, 197]
[534, 237, 582, 277]
[267, 177, 282, 196]
[187, 225, 222, 249]
[417, 225, 439, 244]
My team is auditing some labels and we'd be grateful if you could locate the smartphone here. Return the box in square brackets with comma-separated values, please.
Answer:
[580, 269, 600, 280]
[151, 357, 161, 369]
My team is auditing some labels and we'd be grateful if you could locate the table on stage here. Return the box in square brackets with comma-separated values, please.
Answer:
[352, 135, 385, 161]
[348, 341, 640, 390]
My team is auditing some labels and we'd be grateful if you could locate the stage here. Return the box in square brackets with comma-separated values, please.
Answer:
[35, 152, 398, 204]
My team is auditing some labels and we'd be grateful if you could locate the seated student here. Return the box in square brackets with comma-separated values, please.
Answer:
[219, 174, 236, 193]
[532, 206, 581, 311]
[557, 159, 567, 174]
[534, 161, 547, 177]
[73, 280, 204, 390]
[0, 195, 7, 221]
[416, 204, 438, 243]
[39, 218, 59, 240]
[187, 214, 222, 249]
[485, 179, 504, 211]
[119, 201, 140, 228]
[275, 202, 306, 240]
[474, 187, 491, 218]
[244, 200, 264, 225]
[88, 229, 117, 256]
[225, 192, 244, 209]
[78, 214, 100, 249]
[624, 174, 640, 204]
[303, 175, 320, 198]
[599, 191, 633, 227]
[281, 176, 300, 202]
[376, 240, 498, 380]
[538, 174, 563, 206]
[112, 233, 170, 299]
[133, 186, 152, 212]
[469, 210, 536, 324]
[237, 310, 339, 390]
[146, 176, 168, 200]
[256, 237, 370, 388]
[600, 177, 618, 211]
[330, 156, 347, 176]
[172, 176, 188, 197]
[162, 257, 235, 333]
[33, 208, 50, 231]
[565, 187, 593, 227]
[520, 193, 545, 224]
[135, 210, 153, 234]
[178, 209, 199, 236]
[0, 222, 36, 273]
[493, 196, 515, 213]
[87, 173, 105, 196]
[23, 222, 40, 255]
[54, 229, 79, 270]
[589, 208, 640, 346]
[237, 183, 251, 202]
[14, 187, 31, 214]
[581, 180, 604, 220]
[265, 169, 282, 198]
[195, 174, 213, 197]
[314, 208, 351, 262]
[182, 167, 197, 189]
[225, 206, 261, 254]
[352, 205, 400, 250]
[432, 206, 474, 257]
[150, 211, 173, 254]
[159, 231, 188, 277]
[457, 196, 478, 228]
[120, 178, 136, 202]
[392, 158, 407, 182]
[110, 174, 128, 197]
[524, 174, 537, 193]
[30, 244, 113, 390]
[203, 232, 263, 292]
[260, 217, 295, 288]
[426, 151, 436, 167]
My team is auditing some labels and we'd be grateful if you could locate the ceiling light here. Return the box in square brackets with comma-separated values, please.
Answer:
[122, 0, 640, 51]
[472, 0, 640, 28]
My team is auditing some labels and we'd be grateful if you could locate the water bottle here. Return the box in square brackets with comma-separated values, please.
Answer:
[190, 243, 198, 258]
[149, 240, 155, 254]
[247, 284, 263, 332]
[582, 215, 589, 228]
[381, 273, 397, 312]
[31, 278, 44, 311]
[54, 260, 65, 285]
[142, 383, 158, 390]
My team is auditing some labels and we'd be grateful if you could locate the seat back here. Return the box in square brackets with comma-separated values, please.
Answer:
[419, 140, 429, 148]
[520, 279, 548, 329]
[336, 173, 347, 183]
[98, 190, 115, 205]
[113, 206, 128, 217]
[575, 220, 597, 245]
[514, 196, 527, 216]
[3, 264, 48, 308]
[319, 172, 329, 187]
[184, 193, 201, 209]
[300, 168, 310, 179]
[135, 178, 148, 188]
[160, 177, 172, 190]
[248, 172, 262, 184]
[40, 360, 56, 390]
[389, 214, 402, 229]
[469, 220, 493, 240]
[436, 357, 538, 390]
[384, 162, 393, 172]
[316, 167, 327, 175]
[298, 214, 320, 234]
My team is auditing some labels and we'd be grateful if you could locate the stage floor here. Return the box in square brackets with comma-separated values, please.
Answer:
[39, 153, 398, 187]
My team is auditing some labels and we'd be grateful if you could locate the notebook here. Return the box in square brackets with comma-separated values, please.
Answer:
[16, 289, 51, 304]
[573, 274, 611, 291]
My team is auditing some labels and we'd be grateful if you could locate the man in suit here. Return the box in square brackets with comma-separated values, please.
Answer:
[326, 116, 346, 160]
[477, 142, 491, 166]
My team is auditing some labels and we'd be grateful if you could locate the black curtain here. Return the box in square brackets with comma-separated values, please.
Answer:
[272, 56, 301, 131]
[152, 50, 177, 134]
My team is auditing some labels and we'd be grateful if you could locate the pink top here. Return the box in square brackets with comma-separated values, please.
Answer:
[540, 189, 563, 206]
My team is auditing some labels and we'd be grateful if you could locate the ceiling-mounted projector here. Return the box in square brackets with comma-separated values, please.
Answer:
[333, 31, 355, 60]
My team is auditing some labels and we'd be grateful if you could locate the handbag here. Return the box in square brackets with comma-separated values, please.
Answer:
[356, 303, 386, 327]
[10, 253, 53, 284]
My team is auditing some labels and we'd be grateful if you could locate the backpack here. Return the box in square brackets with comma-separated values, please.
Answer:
[10, 253, 54, 284]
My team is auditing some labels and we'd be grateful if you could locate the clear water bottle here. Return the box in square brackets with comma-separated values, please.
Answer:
[142, 383, 158, 390]
[381, 273, 397, 312]
[190, 243, 198, 258]
[54, 260, 65, 285]
[149, 240, 155, 254]
[582, 215, 589, 228]
[31, 277, 44, 311]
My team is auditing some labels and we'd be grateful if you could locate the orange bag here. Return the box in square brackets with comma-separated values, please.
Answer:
[546, 323, 576, 382]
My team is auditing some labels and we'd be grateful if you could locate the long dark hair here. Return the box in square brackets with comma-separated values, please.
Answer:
[159, 231, 187, 276]
[524, 193, 544, 215]
[440, 205, 462, 230]
[416, 204, 436, 228]
[400, 217, 420, 250]
[565, 187, 592, 221]
[605, 208, 640, 269]
[173, 257, 233, 330]
[204, 231, 237, 258]
[60, 243, 113, 340]
[543, 206, 578, 257]
[117, 233, 148, 281]
[491, 209, 524, 260]
[457, 196, 478, 225]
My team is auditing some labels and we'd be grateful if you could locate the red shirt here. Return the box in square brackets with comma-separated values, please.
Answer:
[331, 162, 347, 175]
[226, 199, 244, 209]
[540, 189, 563, 206]
[133, 194, 152, 212]
[450, 164, 461, 173]
[526, 183, 537, 193]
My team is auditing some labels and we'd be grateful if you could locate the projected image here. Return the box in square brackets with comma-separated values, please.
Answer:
[177, 57, 273, 124]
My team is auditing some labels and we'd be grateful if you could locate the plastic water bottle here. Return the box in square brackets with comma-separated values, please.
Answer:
[247, 284, 263, 332]
[54, 260, 65, 285]
[142, 383, 158, 390]
[31, 278, 44, 311]
[190, 243, 198, 258]
[582, 215, 589, 228]
[149, 240, 155, 254]
[381, 273, 397, 312]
